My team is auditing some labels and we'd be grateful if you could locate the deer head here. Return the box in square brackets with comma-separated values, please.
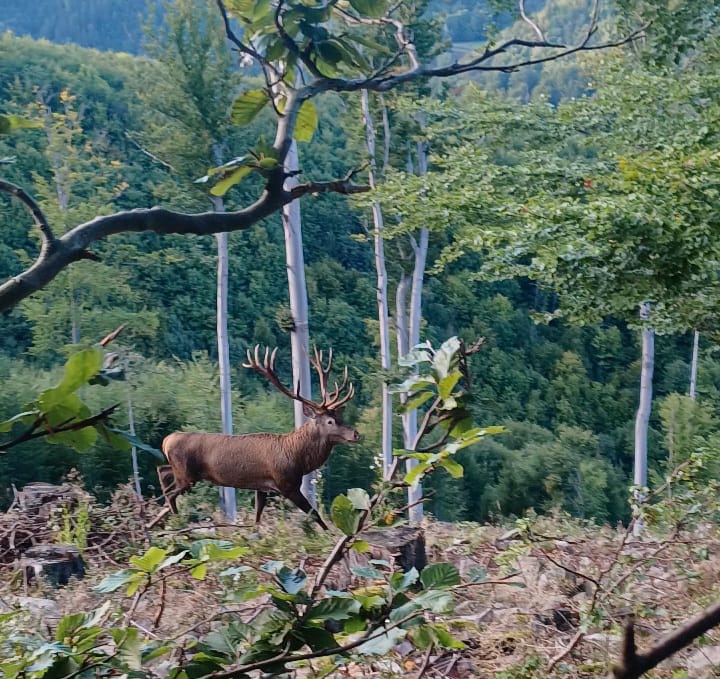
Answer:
[242, 345, 359, 444]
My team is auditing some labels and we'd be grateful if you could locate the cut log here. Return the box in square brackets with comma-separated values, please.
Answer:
[18, 543, 85, 589]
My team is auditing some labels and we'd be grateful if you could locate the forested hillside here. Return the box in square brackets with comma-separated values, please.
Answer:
[4, 3, 720, 677]
[1, 0, 717, 531]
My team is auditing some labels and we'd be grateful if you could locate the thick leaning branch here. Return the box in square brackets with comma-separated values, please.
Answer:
[613, 602, 720, 679]
[0, 173, 368, 312]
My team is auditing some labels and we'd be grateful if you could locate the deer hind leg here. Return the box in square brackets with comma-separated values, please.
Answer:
[282, 487, 328, 530]
[157, 465, 191, 513]
[157, 466, 175, 506]
[255, 491, 268, 525]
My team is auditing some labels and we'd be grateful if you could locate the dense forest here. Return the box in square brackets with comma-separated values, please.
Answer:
[1, 0, 718, 531]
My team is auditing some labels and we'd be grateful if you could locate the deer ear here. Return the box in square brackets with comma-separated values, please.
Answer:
[333, 406, 345, 418]
[302, 402, 317, 419]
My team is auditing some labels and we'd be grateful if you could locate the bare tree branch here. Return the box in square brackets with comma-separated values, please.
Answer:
[0, 179, 55, 246]
[613, 602, 720, 679]
[294, 7, 647, 96]
[0, 404, 120, 452]
[0, 169, 367, 312]
[214, 0, 268, 69]
[519, 0, 545, 41]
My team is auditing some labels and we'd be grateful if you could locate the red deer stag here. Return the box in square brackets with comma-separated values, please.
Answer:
[157, 346, 359, 529]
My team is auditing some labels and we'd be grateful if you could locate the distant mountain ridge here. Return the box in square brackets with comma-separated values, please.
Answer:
[1, 0, 156, 53]
[0, 0, 518, 54]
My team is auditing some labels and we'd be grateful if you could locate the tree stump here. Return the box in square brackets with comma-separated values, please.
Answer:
[18, 543, 86, 590]
[331, 526, 427, 590]
[14, 482, 82, 519]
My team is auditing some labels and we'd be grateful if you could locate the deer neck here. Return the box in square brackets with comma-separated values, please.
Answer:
[287, 423, 334, 474]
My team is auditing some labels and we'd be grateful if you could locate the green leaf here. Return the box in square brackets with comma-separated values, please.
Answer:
[106, 428, 164, 458]
[94, 569, 136, 593]
[0, 114, 42, 134]
[344, 616, 367, 633]
[404, 461, 431, 488]
[130, 546, 168, 573]
[0, 410, 38, 432]
[278, 567, 307, 595]
[230, 89, 270, 126]
[419, 563, 460, 590]
[432, 624, 466, 650]
[398, 390, 434, 414]
[389, 376, 435, 393]
[295, 624, 339, 652]
[413, 589, 455, 613]
[125, 573, 147, 596]
[293, 100, 318, 143]
[142, 643, 173, 662]
[191, 563, 208, 580]
[112, 627, 142, 670]
[411, 624, 434, 649]
[307, 596, 360, 621]
[199, 541, 247, 561]
[439, 457, 464, 479]
[438, 372, 462, 400]
[209, 165, 253, 196]
[449, 417, 473, 437]
[55, 613, 85, 641]
[60, 348, 104, 393]
[390, 567, 418, 593]
[38, 349, 103, 411]
[331, 494, 362, 536]
[432, 337, 460, 380]
[189, 539, 237, 559]
[351, 566, 382, 579]
[348, 0, 388, 18]
[351, 540, 371, 553]
[357, 626, 406, 655]
[347, 487, 370, 510]
[96, 424, 132, 451]
[157, 550, 188, 571]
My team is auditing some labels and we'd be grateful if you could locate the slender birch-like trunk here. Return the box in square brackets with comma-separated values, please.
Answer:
[403, 134, 429, 526]
[213, 194, 237, 521]
[690, 330, 699, 400]
[128, 388, 142, 498]
[361, 90, 393, 479]
[283, 140, 315, 506]
[633, 302, 654, 535]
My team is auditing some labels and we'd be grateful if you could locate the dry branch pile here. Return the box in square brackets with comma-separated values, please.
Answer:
[0, 475, 156, 575]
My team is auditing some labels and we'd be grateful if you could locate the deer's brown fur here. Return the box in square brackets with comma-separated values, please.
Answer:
[157, 346, 358, 529]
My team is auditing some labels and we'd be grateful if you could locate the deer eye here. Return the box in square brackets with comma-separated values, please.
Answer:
[326, 418, 334, 426]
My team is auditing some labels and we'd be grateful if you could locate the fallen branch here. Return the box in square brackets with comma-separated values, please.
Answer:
[613, 603, 720, 679]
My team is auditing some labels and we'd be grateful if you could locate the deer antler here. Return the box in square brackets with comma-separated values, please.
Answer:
[243, 345, 316, 410]
[309, 345, 354, 412]
[244, 345, 354, 413]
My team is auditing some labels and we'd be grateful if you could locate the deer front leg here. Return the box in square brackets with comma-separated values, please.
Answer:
[282, 487, 328, 530]
[255, 491, 268, 525]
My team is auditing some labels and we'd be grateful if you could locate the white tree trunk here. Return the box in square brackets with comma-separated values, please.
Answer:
[690, 330, 699, 400]
[283, 140, 315, 506]
[633, 302, 654, 536]
[361, 90, 393, 479]
[213, 195, 236, 521]
[127, 389, 142, 498]
[403, 135, 429, 526]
